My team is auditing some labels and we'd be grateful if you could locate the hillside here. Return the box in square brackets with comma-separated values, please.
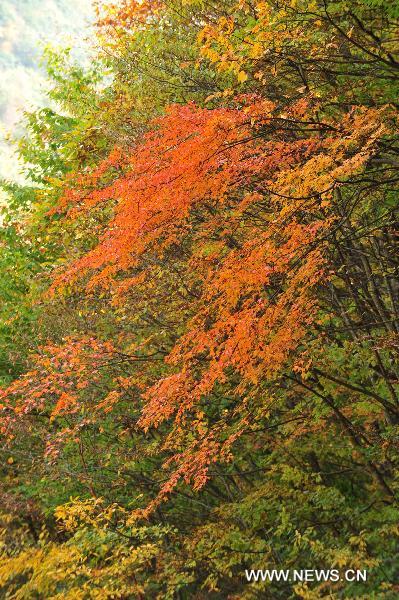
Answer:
[0, 0, 93, 180]
[0, 2, 398, 598]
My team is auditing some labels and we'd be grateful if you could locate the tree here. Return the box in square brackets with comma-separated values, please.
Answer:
[0, 0, 398, 598]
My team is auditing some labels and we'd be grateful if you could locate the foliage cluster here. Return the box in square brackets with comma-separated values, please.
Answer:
[0, 0, 398, 598]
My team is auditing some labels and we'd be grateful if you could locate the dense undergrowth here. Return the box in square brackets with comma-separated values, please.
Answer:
[0, 1, 398, 597]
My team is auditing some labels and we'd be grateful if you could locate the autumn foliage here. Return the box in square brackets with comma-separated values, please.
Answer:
[0, 0, 398, 598]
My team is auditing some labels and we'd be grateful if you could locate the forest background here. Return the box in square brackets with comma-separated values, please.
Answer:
[0, 0, 93, 181]
[0, 0, 398, 598]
